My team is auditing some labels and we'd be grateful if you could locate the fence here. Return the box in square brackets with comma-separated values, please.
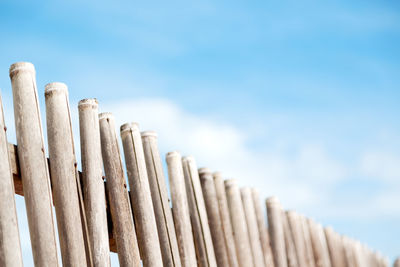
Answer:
[0, 62, 395, 266]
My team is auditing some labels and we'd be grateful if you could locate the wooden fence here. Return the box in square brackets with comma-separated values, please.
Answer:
[0, 62, 394, 266]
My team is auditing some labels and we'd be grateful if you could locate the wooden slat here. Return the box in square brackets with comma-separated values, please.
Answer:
[9, 142, 118, 253]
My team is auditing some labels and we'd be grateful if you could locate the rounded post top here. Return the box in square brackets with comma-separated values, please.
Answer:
[182, 155, 195, 163]
[198, 167, 211, 174]
[141, 131, 157, 138]
[266, 196, 280, 206]
[99, 112, 114, 121]
[166, 150, 181, 159]
[120, 122, 139, 135]
[44, 82, 68, 96]
[9, 62, 35, 77]
[240, 186, 251, 194]
[224, 178, 237, 188]
[78, 98, 98, 109]
[212, 171, 222, 179]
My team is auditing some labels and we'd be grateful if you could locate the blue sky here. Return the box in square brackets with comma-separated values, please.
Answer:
[1, 0, 399, 265]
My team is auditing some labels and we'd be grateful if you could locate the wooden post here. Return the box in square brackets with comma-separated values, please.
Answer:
[9, 62, 59, 266]
[324, 227, 346, 267]
[182, 156, 217, 267]
[141, 131, 181, 267]
[0, 92, 23, 266]
[342, 237, 356, 267]
[307, 219, 331, 267]
[299, 215, 316, 267]
[225, 179, 254, 267]
[45, 82, 88, 266]
[286, 211, 307, 266]
[213, 172, 239, 267]
[266, 197, 287, 267]
[282, 211, 298, 267]
[240, 187, 265, 267]
[120, 123, 163, 267]
[166, 151, 197, 267]
[99, 112, 140, 267]
[199, 168, 230, 267]
[251, 188, 275, 267]
[78, 98, 111, 267]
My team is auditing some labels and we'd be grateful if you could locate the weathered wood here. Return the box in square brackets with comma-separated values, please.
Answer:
[0, 93, 23, 267]
[182, 156, 217, 267]
[307, 219, 331, 267]
[286, 211, 306, 267]
[299, 215, 316, 267]
[166, 151, 197, 267]
[225, 179, 253, 267]
[141, 131, 181, 267]
[78, 98, 111, 266]
[213, 172, 239, 267]
[241, 187, 265, 267]
[342, 237, 356, 267]
[199, 168, 230, 267]
[45, 82, 88, 266]
[251, 188, 275, 267]
[282, 211, 298, 267]
[266, 197, 288, 267]
[99, 112, 141, 267]
[9, 62, 59, 266]
[324, 227, 346, 267]
[120, 123, 163, 267]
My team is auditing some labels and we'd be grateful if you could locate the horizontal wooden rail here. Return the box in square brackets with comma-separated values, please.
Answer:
[8, 142, 118, 253]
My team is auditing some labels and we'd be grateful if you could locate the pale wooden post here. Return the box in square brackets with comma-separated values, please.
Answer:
[120, 123, 163, 267]
[213, 172, 239, 267]
[266, 197, 287, 267]
[45, 82, 88, 266]
[141, 131, 181, 267]
[9, 62, 59, 266]
[99, 112, 140, 267]
[251, 188, 275, 267]
[299, 215, 316, 267]
[342, 237, 356, 267]
[199, 168, 229, 267]
[0, 92, 23, 267]
[166, 151, 197, 267]
[282, 211, 298, 267]
[324, 227, 346, 267]
[307, 219, 331, 267]
[79, 99, 110, 267]
[286, 211, 307, 266]
[225, 179, 254, 267]
[240, 187, 266, 267]
[182, 156, 217, 267]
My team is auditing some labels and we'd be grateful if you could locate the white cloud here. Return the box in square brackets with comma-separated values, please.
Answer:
[360, 151, 400, 183]
[100, 98, 349, 210]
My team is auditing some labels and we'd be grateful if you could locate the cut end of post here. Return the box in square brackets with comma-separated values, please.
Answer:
[198, 167, 213, 180]
[9, 62, 35, 77]
[44, 82, 68, 96]
[182, 155, 195, 164]
[213, 171, 222, 179]
[198, 167, 211, 175]
[99, 112, 113, 121]
[266, 196, 280, 206]
[78, 98, 98, 109]
[141, 131, 157, 138]
[240, 186, 251, 194]
[120, 122, 139, 135]
[166, 150, 181, 159]
[224, 178, 237, 188]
